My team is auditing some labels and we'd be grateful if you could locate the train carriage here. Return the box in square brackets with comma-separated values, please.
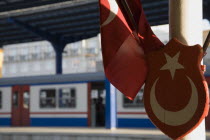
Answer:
[0, 72, 156, 128]
[1, 72, 210, 128]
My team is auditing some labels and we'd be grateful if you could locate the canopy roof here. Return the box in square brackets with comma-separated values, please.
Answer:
[0, 0, 209, 47]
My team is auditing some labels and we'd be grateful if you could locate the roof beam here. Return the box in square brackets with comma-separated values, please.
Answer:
[3, 0, 9, 4]
[52, 25, 99, 35]
[8, 17, 70, 75]
[0, 0, 97, 18]
[42, 19, 99, 31]
[62, 30, 99, 44]
[7, 17, 66, 48]
[18, 4, 98, 22]
[31, 13, 99, 27]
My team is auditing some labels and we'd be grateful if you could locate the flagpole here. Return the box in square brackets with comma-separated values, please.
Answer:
[203, 31, 210, 55]
[169, 0, 206, 140]
[116, 0, 141, 43]
[120, 0, 138, 33]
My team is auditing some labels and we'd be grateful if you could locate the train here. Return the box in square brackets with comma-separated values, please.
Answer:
[0, 72, 210, 129]
[0, 72, 154, 128]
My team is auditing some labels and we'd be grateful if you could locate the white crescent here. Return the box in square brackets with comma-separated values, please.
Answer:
[101, 0, 119, 27]
[150, 76, 198, 126]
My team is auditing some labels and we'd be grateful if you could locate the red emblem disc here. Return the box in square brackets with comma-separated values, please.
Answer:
[144, 38, 209, 139]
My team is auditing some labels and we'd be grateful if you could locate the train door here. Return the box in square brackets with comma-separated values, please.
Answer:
[12, 85, 30, 126]
[90, 82, 105, 127]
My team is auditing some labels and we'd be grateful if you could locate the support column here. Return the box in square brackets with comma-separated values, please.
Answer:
[169, 0, 205, 140]
[54, 47, 63, 74]
[105, 78, 117, 129]
[169, 0, 203, 45]
[7, 18, 68, 75]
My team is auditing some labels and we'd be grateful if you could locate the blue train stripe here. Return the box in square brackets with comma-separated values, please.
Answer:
[30, 118, 88, 127]
[117, 118, 156, 128]
[0, 118, 11, 126]
[0, 118, 156, 128]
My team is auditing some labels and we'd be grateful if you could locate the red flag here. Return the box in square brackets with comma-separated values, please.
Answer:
[99, 0, 164, 100]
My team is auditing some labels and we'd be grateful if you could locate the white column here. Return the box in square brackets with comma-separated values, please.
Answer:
[169, 0, 203, 45]
[0, 49, 3, 78]
[169, 0, 205, 140]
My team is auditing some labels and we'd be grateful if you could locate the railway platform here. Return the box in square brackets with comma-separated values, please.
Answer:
[0, 127, 210, 140]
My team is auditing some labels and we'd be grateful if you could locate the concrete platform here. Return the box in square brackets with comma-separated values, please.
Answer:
[0, 127, 210, 140]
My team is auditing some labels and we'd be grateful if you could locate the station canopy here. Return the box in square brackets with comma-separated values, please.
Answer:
[0, 0, 209, 47]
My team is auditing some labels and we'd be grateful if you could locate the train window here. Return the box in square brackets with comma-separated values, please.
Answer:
[0, 91, 2, 109]
[40, 89, 56, 108]
[59, 88, 76, 108]
[123, 89, 144, 108]
[23, 92, 29, 109]
[13, 92, 19, 107]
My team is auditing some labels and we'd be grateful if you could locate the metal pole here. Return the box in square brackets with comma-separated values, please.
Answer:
[169, 0, 205, 140]
[203, 31, 210, 54]
[105, 78, 117, 129]
[0, 49, 3, 78]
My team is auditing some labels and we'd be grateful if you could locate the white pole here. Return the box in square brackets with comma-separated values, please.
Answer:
[169, 0, 205, 140]
[0, 49, 3, 78]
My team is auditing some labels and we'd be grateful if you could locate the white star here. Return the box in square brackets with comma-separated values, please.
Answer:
[160, 52, 184, 79]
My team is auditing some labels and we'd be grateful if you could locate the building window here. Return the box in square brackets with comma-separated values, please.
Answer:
[123, 88, 144, 108]
[4, 56, 9, 63]
[69, 42, 82, 56]
[86, 48, 98, 57]
[31, 53, 39, 60]
[59, 88, 76, 108]
[19, 55, 27, 61]
[0, 91, 2, 109]
[44, 52, 51, 59]
[85, 37, 99, 56]
[8, 56, 15, 62]
[40, 89, 56, 108]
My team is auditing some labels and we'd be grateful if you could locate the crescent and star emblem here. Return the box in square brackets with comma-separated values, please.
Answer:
[101, 0, 119, 27]
[150, 52, 198, 126]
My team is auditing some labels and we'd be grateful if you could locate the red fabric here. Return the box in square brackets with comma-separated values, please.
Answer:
[99, 0, 164, 100]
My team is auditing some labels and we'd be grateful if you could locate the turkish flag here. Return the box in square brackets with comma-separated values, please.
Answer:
[143, 39, 209, 139]
[99, 0, 164, 100]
